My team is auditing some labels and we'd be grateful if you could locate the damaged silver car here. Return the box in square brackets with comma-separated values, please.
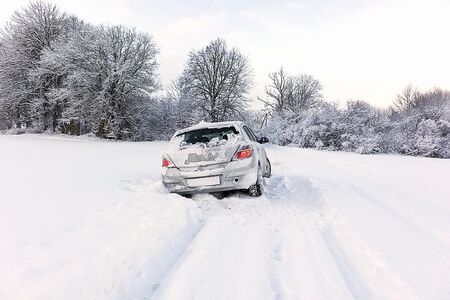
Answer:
[161, 121, 271, 197]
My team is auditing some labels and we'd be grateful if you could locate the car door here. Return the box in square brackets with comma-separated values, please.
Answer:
[242, 125, 266, 169]
[249, 126, 269, 167]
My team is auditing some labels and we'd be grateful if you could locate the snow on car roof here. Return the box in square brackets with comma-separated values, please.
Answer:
[174, 121, 244, 137]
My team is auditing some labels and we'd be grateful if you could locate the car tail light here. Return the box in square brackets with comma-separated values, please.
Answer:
[234, 146, 253, 160]
[162, 156, 174, 167]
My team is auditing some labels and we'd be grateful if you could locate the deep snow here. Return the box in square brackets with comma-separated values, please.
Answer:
[0, 134, 449, 300]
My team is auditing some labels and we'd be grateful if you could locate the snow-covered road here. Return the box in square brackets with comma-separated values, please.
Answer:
[1, 135, 449, 300]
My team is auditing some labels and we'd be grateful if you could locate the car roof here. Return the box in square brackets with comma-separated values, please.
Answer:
[174, 121, 245, 136]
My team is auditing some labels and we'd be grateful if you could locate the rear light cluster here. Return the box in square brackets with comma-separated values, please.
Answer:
[162, 156, 174, 167]
[234, 146, 253, 160]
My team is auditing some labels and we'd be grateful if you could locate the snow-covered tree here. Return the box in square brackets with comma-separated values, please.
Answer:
[180, 38, 253, 122]
[288, 74, 323, 113]
[0, 1, 67, 130]
[258, 68, 292, 112]
[259, 68, 322, 113]
[392, 84, 420, 115]
[166, 78, 203, 130]
[39, 24, 159, 139]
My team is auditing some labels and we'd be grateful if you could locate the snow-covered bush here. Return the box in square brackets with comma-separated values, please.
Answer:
[339, 100, 388, 154]
[388, 87, 450, 158]
[262, 101, 385, 153]
[259, 112, 293, 145]
[414, 119, 442, 157]
[410, 119, 450, 158]
[261, 88, 449, 158]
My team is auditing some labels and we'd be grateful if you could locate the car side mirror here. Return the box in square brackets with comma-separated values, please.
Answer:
[257, 136, 269, 144]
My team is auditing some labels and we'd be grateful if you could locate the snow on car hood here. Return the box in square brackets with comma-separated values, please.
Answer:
[167, 134, 242, 167]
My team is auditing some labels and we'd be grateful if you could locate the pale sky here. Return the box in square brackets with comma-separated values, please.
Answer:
[1, 0, 450, 108]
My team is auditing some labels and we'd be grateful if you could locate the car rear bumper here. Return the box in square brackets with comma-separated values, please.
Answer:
[162, 158, 257, 194]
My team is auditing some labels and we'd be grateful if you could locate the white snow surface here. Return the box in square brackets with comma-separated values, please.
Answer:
[1, 134, 450, 300]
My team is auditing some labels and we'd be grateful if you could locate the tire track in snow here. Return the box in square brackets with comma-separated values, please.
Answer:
[285, 147, 450, 263]
[150, 148, 421, 299]
[275, 148, 450, 298]
[149, 177, 318, 299]
[117, 178, 208, 299]
[320, 227, 372, 299]
[148, 207, 205, 299]
[151, 217, 277, 300]
[266, 229, 288, 300]
[263, 173, 370, 299]
[252, 174, 361, 299]
[343, 182, 450, 263]
[268, 151, 421, 299]
[147, 219, 206, 297]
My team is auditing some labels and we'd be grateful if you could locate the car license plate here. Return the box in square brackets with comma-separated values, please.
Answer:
[187, 176, 220, 188]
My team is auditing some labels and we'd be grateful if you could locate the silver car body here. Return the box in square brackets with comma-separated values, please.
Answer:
[161, 121, 269, 195]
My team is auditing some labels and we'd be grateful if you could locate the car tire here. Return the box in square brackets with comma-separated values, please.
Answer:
[263, 158, 271, 178]
[248, 167, 264, 197]
[211, 192, 230, 199]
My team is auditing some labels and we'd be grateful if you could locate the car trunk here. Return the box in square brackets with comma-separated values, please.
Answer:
[168, 142, 241, 168]
[166, 125, 244, 168]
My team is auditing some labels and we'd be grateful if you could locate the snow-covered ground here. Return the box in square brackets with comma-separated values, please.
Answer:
[1, 134, 450, 300]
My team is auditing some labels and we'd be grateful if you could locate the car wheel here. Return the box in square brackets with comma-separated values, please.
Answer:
[248, 167, 264, 197]
[263, 158, 271, 178]
[211, 192, 230, 199]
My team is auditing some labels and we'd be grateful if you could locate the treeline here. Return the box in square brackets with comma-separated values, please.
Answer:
[0, 2, 160, 140]
[1, 1, 449, 158]
[259, 69, 450, 158]
[0, 1, 253, 140]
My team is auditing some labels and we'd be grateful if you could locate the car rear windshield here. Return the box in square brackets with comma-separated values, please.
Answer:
[176, 126, 239, 146]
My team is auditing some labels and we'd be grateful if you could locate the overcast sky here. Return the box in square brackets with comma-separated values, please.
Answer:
[1, 0, 449, 107]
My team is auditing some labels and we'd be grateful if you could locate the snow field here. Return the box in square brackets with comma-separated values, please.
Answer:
[1, 135, 450, 299]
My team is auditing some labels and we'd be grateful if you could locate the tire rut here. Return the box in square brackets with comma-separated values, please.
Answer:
[148, 217, 206, 299]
